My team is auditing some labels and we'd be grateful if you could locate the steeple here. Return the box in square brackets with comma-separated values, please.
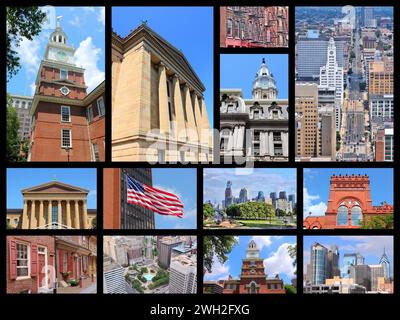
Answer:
[252, 58, 278, 100]
[246, 240, 260, 259]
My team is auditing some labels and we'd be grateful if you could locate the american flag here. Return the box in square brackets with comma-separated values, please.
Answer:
[126, 174, 183, 218]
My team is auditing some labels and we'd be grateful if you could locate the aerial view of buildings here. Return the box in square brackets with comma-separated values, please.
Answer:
[104, 168, 196, 229]
[6, 235, 97, 294]
[304, 236, 393, 294]
[103, 236, 197, 294]
[6, 168, 97, 230]
[6, 6, 105, 162]
[204, 236, 296, 294]
[220, 54, 289, 162]
[303, 168, 393, 229]
[295, 7, 393, 161]
[220, 7, 289, 48]
[111, 7, 213, 163]
[203, 168, 296, 229]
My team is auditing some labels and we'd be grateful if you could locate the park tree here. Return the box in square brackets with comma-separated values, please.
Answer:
[203, 236, 238, 274]
[203, 203, 214, 220]
[6, 6, 46, 80]
[361, 214, 393, 229]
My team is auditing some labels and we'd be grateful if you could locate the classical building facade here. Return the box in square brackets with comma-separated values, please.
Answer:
[304, 174, 393, 229]
[29, 22, 105, 162]
[55, 236, 97, 290]
[222, 240, 286, 294]
[112, 23, 212, 162]
[220, 59, 288, 162]
[220, 7, 288, 48]
[7, 181, 96, 229]
[103, 168, 154, 229]
[7, 236, 55, 294]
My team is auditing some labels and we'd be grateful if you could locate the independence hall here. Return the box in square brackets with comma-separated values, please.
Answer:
[220, 7, 289, 48]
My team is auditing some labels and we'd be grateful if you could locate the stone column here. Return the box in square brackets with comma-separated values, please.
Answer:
[237, 126, 245, 151]
[30, 200, 37, 229]
[200, 98, 211, 144]
[66, 200, 72, 228]
[183, 84, 198, 143]
[158, 62, 170, 136]
[57, 201, 62, 229]
[83, 200, 88, 229]
[22, 200, 29, 229]
[74, 201, 80, 229]
[260, 132, 266, 155]
[264, 131, 270, 155]
[193, 93, 202, 137]
[269, 132, 274, 156]
[282, 132, 288, 157]
[39, 200, 45, 229]
[172, 75, 186, 142]
[226, 128, 234, 151]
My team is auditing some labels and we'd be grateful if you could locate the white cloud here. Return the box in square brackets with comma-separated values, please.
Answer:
[83, 7, 95, 12]
[16, 36, 41, 77]
[69, 16, 81, 27]
[303, 187, 327, 216]
[74, 37, 105, 92]
[251, 236, 272, 250]
[98, 7, 105, 26]
[204, 255, 230, 281]
[88, 190, 97, 197]
[263, 243, 295, 278]
[30, 83, 36, 95]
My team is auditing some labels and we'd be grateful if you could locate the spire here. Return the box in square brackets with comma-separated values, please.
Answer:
[252, 58, 277, 99]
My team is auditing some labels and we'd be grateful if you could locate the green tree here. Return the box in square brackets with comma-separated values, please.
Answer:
[203, 203, 214, 220]
[285, 284, 297, 294]
[361, 214, 393, 229]
[359, 82, 366, 91]
[287, 244, 297, 274]
[203, 236, 238, 274]
[6, 7, 46, 80]
[7, 95, 21, 161]
[91, 217, 97, 229]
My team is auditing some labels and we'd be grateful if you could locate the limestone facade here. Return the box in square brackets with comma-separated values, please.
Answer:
[112, 23, 212, 162]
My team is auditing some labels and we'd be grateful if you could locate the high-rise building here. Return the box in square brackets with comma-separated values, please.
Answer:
[8, 94, 33, 140]
[363, 7, 375, 27]
[340, 253, 365, 278]
[296, 34, 345, 80]
[310, 243, 328, 285]
[288, 194, 296, 209]
[143, 236, 153, 260]
[224, 181, 233, 208]
[220, 58, 289, 162]
[327, 245, 340, 279]
[256, 191, 265, 202]
[169, 254, 197, 294]
[103, 168, 154, 229]
[112, 23, 212, 162]
[349, 265, 371, 291]
[369, 94, 393, 123]
[368, 59, 394, 96]
[319, 37, 344, 131]
[279, 191, 287, 200]
[379, 247, 391, 279]
[103, 255, 133, 293]
[29, 21, 105, 162]
[158, 236, 183, 268]
[270, 192, 277, 208]
[239, 188, 248, 203]
[375, 126, 393, 162]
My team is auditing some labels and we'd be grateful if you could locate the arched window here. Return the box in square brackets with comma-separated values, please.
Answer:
[337, 206, 348, 226]
[249, 281, 257, 294]
[351, 206, 362, 226]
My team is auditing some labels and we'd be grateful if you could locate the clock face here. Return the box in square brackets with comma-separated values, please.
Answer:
[60, 86, 70, 96]
[57, 51, 68, 62]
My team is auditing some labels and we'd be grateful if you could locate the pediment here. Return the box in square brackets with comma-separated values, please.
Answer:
[22, 181, 88, 194]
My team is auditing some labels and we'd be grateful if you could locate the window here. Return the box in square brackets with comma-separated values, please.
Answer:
[97, 97, 105, 117]
[60, 69, 68, 80]
[227, 19, 232, 36]
[351, 206, 362, 226]
[61, 129, 72, 148]
[337, 206, 348, 225]
[52, 205, 58, 227]
[87, 106, 93, 123]
[17, 243, 29, 277]
[92, 143, 100, 162]
[61, 106, 71, 122]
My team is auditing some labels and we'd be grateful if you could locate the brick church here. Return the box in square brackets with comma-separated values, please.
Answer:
[304, 174, 393, 229]
[28, 21, 105, 162]
[222, 240, 286, 294]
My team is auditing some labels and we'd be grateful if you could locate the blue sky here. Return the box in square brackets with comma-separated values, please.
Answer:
[7, 6, 105, 96]
[112, 7, 214, 127]
[303, 168, 393, 217]
[204, 236, 296, 284]
[220, 54, 288, 99]
[304, 236, 394, 276]
[204, 168, 296, 205]
[7, 168, 97, 209]
[152, 168, 197, 229]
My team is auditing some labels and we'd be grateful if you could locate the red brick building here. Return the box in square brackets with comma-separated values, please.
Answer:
[28, 23, 105, 162]
[304, 174, 393, 229]
[7, 236, 55, 294]
[222, 240, 286, 294]
[220, 6, 288, 48]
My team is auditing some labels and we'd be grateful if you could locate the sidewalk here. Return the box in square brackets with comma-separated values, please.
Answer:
[57, 277, 97, 294]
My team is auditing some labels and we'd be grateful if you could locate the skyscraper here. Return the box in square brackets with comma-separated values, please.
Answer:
[349, 265, 371, 291]
[169, 254, 197, 294]
[270, 192, 277, 208]
[310, 243, 328, 285]
[319, 37, 344, 131]
[239, 188, 248, 203]
[256, 191, 265, 202]
[379, 247, 391, 279]
[224, 181, 233, 208]
[279, 191, 287, 200]
[288, 194, 296, 209]
[326, 245, 340, 278]
[340, 253, 365, 278]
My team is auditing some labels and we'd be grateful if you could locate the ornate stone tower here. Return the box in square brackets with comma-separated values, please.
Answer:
[240, 240, 266, 293]
[252, 58, 278, 100]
